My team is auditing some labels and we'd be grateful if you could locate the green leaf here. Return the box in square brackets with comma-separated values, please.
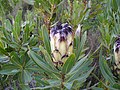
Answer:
[75, 65, 94, 81]
[49, 0, 54, 5]
[64, 82, 73, 90]
[13, 10, 22, 41]
[75, 31, 87, 60]
[42, 25, 51, 54]
[64, 66, 94, 89]
[66, 58, 92, 82]
[25, 59, 34, 68]
[68, 55, 88, 74]
[2, 27, 11, 41]
[62, 54, 75, 74]
[112, 83, 120, 89]
[0, 41, 3, 48]
[5, 19, 12, 31]
[23, 24, 30, 43]
[25, 65, 42, 72]
[47, 79, 61, 86]
[0, 69, 19, 75]
[0, 64, 20, 75]
[112, 0, 118, 11]
[1, 37, 21, 49]
[99, 49, 115, 84]
[0, 46, 8, 55]
[39, 45, 57, 71]
[10, 52, 22, 68]
[23, 70, 32, 83]
[0, 56, 9, 63]
[28, 50, 57, 73]
[31, 84, 60, 89]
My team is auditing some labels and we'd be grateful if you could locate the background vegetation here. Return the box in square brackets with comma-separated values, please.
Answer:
[0, 0, 120, 90]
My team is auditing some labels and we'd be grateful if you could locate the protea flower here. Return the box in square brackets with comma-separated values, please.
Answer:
[50, 22, 73, 66]
[75, 24, 82, 37]
[114, 37, 120, 74]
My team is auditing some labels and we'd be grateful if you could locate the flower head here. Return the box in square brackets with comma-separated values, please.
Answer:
[114, 37, 120, 74]
[50, 22, 73, 66]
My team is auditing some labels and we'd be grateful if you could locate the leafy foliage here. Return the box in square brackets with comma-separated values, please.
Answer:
[0, 0, 120, 90]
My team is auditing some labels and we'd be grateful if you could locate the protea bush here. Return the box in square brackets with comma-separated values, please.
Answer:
[28, 22, 94, 89]
[0, 0, 120, 90]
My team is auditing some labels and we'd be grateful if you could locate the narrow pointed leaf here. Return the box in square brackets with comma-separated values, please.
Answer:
[66, 59, 92, 82]
[10, 52, 22, 68]
[23, 70, 32, 83]
[112, 83, 120, 89]
[99, 49, 115, 84]
[64, 66, 94, 89]
[42, 25, 51, 54]
[23, 24, 30, 43]
[0, 64, 20, 75]
[28, 50, 56, 73]
[39, 45, 57, 71]
[75, 31, 87, 60]
[2, 27, 11, 41]
[0, 56, 9, 63]
[0, 46, 8, 55]
[62, 54, 75, 74]
[68, 55, 88, 74]
[31, 84, 60, 89]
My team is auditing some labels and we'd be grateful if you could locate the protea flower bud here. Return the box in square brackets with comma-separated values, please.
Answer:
[114, 37, 120, 74]
[75, 24, 82, 37]
[50, 22, 73, 66]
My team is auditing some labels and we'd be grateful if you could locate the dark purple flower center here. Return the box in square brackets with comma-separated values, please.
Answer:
[51, 22, 72, 40]
[115, 38, 120, 53]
